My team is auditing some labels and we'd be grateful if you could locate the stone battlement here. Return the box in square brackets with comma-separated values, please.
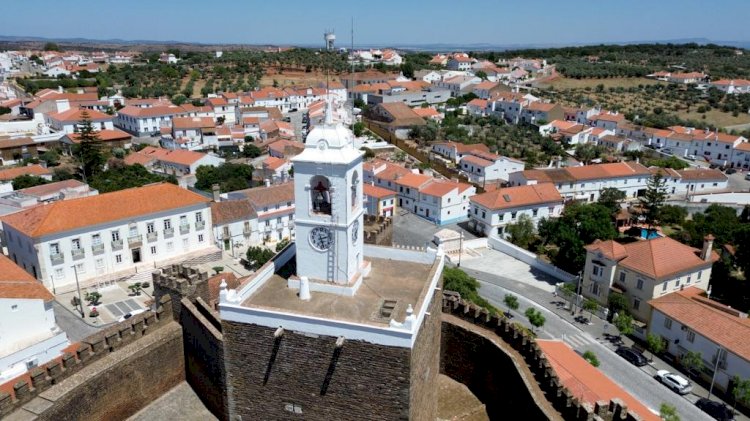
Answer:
[441, 294, 644, 421]
[363, 214, 392, 246]
[153, 264, 210, 320]
[0, 295, 175, 418]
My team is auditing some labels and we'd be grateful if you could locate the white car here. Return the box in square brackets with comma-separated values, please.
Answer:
[655, 370, 693, 395]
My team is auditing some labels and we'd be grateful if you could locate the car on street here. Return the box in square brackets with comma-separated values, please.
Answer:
[695, 398, 735, 420]
[655, 370, 693, 395]
[118, 308, 147, 322]
[725, 168, 737, 175]
[662, 148, 673, 155]
[745, 173, 750, 181]
[686, 154, 696, 161]
[615, 346, 648, 367]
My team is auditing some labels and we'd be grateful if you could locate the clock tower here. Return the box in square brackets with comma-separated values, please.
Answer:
[292, 104, 366, 287]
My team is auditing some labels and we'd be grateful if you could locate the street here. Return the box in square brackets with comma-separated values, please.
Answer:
[469, 268, 716, 421]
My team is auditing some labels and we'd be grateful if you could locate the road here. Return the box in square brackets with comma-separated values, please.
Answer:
[472, 272, 713, 421]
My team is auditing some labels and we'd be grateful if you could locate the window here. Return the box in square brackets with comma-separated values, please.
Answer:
[164, 219, 172, 230]
[619, 272, 626, 283]
[147, 222, 155, 234]
[150, 246, 157, 254]
[92, 234, 102, 245]
[75, 262, 85, 274]
[687, 331, 695, 343]
[481, 211, 486, 219]
[54, 268, 64, 279]
[167, 242, 174, 251]
[50, 243, 60, 255]
[71, 238, 81, 250]
[662, 282, 668, 291]
[511, 211, 517, 219]
[115, 254, 122, 264]
[636, 279, 644, 290]
[277, 217, 282, 224]
[95, 258, 104, 269]
[111, 230, 120, 242]
[265, 220, 270, 227]
[180, 215, 188, 226]
[195, 212, 203, 222]
[532, 208, 538, 217]
[633, 298, 641, 310]
[198, 234, 204, 243]
[664, 318, 673, 329]
[591, 283, 600, 296]
[675, 278, 681, 287]
[11, 304, 18, 312]
[474, 208, 478, 215]
[592, 265, 603, 277]
[697, 270, 702, 280]
[129, 225, 138, 237]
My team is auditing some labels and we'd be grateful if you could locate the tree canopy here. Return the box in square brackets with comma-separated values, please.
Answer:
[12, 174, 49, 190]
[195, 163, 254, 193]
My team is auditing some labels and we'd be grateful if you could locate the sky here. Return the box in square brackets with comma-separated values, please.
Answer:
[3, 0, 750, 47]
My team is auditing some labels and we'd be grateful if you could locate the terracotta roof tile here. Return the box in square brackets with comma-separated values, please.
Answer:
[48, 108, 112, 123]
[364, 183, 396, 199]
[1, 183, 210, 237]
[0, 164, 52, 181]
[211, 200, 257, 225]
[471, 183, 562, 210]
[232, 183, 294, 210]
[0, 254, 54, 301]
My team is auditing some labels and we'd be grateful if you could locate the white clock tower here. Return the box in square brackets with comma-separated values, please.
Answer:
[292, 104, 366, 287]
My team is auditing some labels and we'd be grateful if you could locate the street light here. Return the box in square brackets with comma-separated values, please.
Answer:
[708, 347, 725, 400]
[72, 265, 85, 318]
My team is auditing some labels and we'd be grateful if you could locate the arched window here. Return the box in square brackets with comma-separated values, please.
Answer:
[310, 176, 331, 215]
[350, 171, 359, 210]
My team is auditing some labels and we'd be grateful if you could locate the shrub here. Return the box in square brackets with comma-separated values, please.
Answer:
[583, 350, 600, 367]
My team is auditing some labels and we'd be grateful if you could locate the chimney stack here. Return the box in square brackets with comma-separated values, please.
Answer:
[212, 184, 221, 202]
[299, 276, 311, 301]
[701, 234, 715, 261]
[264, 179, 271, 188]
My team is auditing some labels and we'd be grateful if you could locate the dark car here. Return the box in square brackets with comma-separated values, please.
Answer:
[725, 168, 737, 175]
[696, 398, 735, 421]
[615, 346, 648, 367]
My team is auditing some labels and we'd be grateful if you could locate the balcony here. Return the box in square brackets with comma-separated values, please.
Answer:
[147, 231, 158, 243]
[243, 227, 252, 235]
[50, 253, 64, 265]
[164, 227, 174, 238]
[128, 235, 143, 248]
[180, 224, 190, 235]
[72, 249, 85, 260]
[195, 220, 205, 231]
[111, 239, 123, 250]
[92, 243, 105, 255]
[264, 225, 272, 233]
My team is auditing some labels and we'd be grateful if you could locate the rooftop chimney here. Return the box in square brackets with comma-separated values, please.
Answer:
[701, 234, 715, 261]
[299, 276, 311, 301]
[212, 184, 221, 202]
[264, 179, 271, 188]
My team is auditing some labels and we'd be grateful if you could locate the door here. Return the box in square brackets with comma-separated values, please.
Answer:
[426, 209, 430, 218]
[224, 239, 231, 251]
[132, 248, 142, 263]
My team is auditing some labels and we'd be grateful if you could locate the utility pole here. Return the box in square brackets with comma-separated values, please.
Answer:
[708, 347, 724, 400]
[72, 265, 85, 318]
[457, 231, 464, 267]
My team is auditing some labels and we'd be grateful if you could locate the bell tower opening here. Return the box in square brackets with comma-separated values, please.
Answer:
[310, 176, 332, 215]
[350, 170, 359, 211]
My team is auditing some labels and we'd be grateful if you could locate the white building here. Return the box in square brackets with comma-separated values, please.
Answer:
[649, 286, 750, 394]
[0, 255, 69, 382]
[115, 105, 184, 137]
[227, 183, 296, 247]
[206, 97, 236, 124]
[391, 173, 475, 225]
[508, 161, 653, 202]
[45, 108, 114, 134]
[710, 79, 750, 95]
[458, 151, 524, 184]
[211, 199, 258, 258]
[431, 141, 491, 164]
[0, 183, 216, 292]
[126, 146, 225, 178]
[468, 183, 563, 237]
[446, 56, 473, 71]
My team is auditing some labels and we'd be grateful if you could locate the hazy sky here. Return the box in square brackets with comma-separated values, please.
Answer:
[3, 0, 749, 46]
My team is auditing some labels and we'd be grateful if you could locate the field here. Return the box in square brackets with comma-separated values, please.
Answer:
[540, 76, 661, 90]
[259, 69, 339, 88]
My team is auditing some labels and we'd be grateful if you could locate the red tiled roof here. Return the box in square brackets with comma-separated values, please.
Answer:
[0, 254, 54, 301]
[537, 340, 659, 421]
[364, 183, 396, 199]
[1, 183, 210, 237]
[0, 164, 52, 181]
[66, 128, 131, 144]
[211, 200, 257, 225]
[471, 183, 562, 210]
[48, 108, 112, 123]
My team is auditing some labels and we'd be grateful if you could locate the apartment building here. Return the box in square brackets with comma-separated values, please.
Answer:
[226, 183, 295, 245]
[0, 183, 215, 292]
[468, 183, 563, 237]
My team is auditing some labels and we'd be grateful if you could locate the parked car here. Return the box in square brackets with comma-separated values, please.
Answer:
[662, 148, 673, 155]
[655, 370, 693, 395]
[696, 398, 735, 421]
[615, 346, 648, 367]
[686, 154, 696, 161]
[745, 173, 750, 181]
[118, 308, 147, 322]
[725, 168, 737, 175]
[709, 163, 720, 169]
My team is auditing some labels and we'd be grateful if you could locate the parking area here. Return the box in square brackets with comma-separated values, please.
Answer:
[391, 211, 476, 248]
[727, 170, 750, 191]
[460, 248, 559, 293]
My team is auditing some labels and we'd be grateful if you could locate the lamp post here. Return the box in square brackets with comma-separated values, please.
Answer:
[708, 347, 725, 400]
[72, 265, 84, 318]
[574, 270, 584, 315]
[457, 231, 464, 267]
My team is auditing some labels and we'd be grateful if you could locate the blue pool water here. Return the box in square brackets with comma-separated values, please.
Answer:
[641, 229, 660, 239]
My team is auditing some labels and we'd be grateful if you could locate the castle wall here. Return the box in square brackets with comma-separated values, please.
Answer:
[1, 297, 185, 421]
[408, 287, 441, 421]
[181, 297, 228, 421]
[223, 320, 413, 420]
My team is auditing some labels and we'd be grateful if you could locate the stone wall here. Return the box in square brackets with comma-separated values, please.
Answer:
[181, 297, 228, 421]
[223, 320, 413, 420]
[153, 264, 210, 320]
[442, 295, 644, 421]
[408, 287, 441, 421]
[1, 296, 184, 421]
[363, 214, 392, 246]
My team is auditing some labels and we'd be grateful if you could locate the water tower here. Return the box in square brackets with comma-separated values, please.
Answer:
[324, 30, 336, 51]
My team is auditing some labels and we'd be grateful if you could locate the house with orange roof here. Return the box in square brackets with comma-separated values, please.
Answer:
[268, 138, 304, 159]
[538, 120, 593, 145]
[412, 107, 443, 122]
[210, 199, 258, 257]
[126, 146, 224, 181]
[0, 254, 69, 382]
[466, 98, 488, 116]
[458, 151, 524, 184]
[587, 112, 626, 131]
[0, 183, 216, 291]
[508, 161, 652, 203]
[536, 340, 659, 421]
[649, 286, 750, 393]
[520, 101, 564, 125]
[487, 92, 540, 124]
[45, 108, 114, 134]
[114, 105, 186, 136]
[60, 128, 133, 154]
[581, 235, 718, 322]
[0, 164, 53, 193]
[431, 141, 490, 164]
[468, 183, 563, 237]
[261, 156, 292, 182]
[206, 97, 236, 125]
[434, 75, 481, 97]
[225, 183, 295, 245]
[363, 183, 396, 217]
[446, 55, 474, 71]
[710, 78, 750, 95]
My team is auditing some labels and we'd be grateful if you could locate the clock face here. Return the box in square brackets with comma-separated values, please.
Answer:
[352, 220, 359, 243]
[309, 226, 334, 251]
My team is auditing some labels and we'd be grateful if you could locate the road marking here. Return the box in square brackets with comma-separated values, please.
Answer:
[562, 333, 594, 349]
